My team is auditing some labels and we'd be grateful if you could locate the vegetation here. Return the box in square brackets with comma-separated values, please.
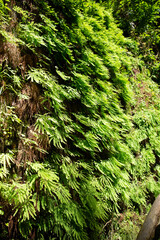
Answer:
[0, 0, 160, 239]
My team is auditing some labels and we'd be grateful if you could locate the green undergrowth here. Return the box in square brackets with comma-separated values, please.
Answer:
[0, 0, 160, 239]
[106, 209, 148, 240]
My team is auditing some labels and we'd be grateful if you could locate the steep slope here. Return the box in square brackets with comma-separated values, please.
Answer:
[0, 0, 160, 239]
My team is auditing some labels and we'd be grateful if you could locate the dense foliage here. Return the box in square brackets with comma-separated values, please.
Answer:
[0, 0, 160, 239]
[110, 0, 160, 83]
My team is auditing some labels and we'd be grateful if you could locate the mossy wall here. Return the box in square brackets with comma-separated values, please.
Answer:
[0, 0, 160, 239]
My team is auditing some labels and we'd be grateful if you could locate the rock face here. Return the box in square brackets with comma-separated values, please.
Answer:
[136, 195, 160, 240]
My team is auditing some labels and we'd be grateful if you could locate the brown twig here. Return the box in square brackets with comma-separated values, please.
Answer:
[99, 219, 112, 236]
